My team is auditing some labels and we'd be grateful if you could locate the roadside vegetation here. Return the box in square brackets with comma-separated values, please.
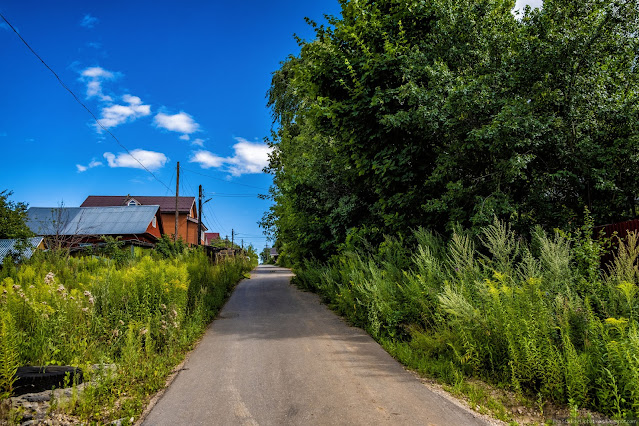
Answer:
[292, 218, 639, 421]
[0, 240, 257, 423]
[263, 0, 639, 422]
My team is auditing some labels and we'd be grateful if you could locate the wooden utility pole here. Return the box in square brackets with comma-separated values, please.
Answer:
[198, 184, 203, 246]
[174, 162, 180, 242]
[231, 229, 234, 248]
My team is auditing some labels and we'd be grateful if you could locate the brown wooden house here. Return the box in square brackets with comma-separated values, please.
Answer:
[81, 195, 206, 245]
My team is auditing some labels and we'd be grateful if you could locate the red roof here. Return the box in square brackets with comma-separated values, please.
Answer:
[81, 196, 195, 213]
[205, 232, 220, 245]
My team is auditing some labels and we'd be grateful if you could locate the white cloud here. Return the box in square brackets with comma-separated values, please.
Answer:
[96, 94, 151, 129]
[189, 138, 272, 176]
[103, 149, 168, 171]
[82, 67, 113, 79]
[179, 134, 190, 141]
[76, 159, 103, 173]
[513, 0, 543, 14]
[191, 138, 205, 147]
[154, 111, 200, 138]
[80, 14, 99, 29]
[190, 151, 226, 169]
[80, 66, 118, 101]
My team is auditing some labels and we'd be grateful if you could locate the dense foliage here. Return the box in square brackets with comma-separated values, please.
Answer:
[0, 190, 33, 241]
[263, 0, 639, 265]
[0, 248, 256, 422]
[294, 220, 639, 420]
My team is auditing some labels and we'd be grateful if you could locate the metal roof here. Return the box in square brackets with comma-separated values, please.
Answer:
[27, 206, 160, 236]
[81, 195, 195, 213]
[0, 237, 43, 265]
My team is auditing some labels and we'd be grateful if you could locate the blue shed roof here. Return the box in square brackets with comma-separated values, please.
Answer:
[26, 206, 160, 236]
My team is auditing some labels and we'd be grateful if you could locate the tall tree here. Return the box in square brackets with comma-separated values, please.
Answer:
[263, 0, 639, 265]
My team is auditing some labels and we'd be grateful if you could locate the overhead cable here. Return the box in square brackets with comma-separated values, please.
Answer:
[0, 12, 172, 192]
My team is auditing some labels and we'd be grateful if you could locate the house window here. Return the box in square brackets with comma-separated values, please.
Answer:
[152, 217, 157, 228]
[128, 200, 138, 206]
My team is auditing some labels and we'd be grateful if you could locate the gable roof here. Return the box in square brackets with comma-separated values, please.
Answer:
[27, 206, 161, 236]
[81, 196, 195, 213]
[0, 237, 43, 265]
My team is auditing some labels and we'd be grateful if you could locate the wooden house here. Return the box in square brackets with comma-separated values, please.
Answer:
[26, 205, 164, 249]
[81, 195, 207, 245]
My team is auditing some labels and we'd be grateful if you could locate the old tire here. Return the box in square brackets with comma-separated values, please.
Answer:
[13, 366, 83, 396]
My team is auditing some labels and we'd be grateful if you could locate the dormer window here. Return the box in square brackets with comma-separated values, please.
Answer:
[127, 198, 140, 206]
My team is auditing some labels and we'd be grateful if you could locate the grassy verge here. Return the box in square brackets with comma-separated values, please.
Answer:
[0, 248, 256, 424]
[291, 218, 638, 424]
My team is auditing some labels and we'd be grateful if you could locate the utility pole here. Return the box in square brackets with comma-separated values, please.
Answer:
[231, 229, 234, 248]
[174, 162, 180, 243]
[241, 239, 244, 250]
[225, 235, 228, 247]
[198, 184, 203, 246]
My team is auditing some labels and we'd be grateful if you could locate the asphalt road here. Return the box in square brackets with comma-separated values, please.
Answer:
[142, 265, 492, 426]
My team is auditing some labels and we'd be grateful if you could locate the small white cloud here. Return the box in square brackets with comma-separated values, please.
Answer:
[86, 42, 102, 49]
[76, 159, 103, 173]
[179, 134, 190, 141]
[80, 14, 99, 29]
[103, 149, 168, 171]
[80, 66, 118, 101]
[82, 67, 113, 79]
[96, 94, 151, 130]
[190, 150, 226, 169]
[154, 111, 200, 138]
[191, 138, 205, 147]
[227, 138, 273, 176]
[189, 138, 272, 176]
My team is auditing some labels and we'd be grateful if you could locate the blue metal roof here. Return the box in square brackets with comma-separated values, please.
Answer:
[0, 237, 44, 264]
[27, 206, 160, 236]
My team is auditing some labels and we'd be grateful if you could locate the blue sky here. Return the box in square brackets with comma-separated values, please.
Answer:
[0, 0, 542, 253]
[0, 0, 343, 252]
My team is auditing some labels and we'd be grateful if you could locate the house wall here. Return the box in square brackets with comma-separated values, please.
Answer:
[161, 213, 202, 245]
[144, 215, 163, 239]
[186, 220, 203, 246]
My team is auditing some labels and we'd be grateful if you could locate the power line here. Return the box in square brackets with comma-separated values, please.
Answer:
[0, 12, 172, 192]
[208, 194, 259, 198]
[181, 167, 269, 191]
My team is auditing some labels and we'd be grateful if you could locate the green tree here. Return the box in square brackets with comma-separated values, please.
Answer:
[263, 0, 639, 265]
[0, 190, 33, 240]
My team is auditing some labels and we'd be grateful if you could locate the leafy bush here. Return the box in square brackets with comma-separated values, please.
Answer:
[0, 249, 256, 422]
[294, 219, 639, 419]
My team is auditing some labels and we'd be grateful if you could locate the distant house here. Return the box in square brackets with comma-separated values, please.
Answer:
[204, 232, 220, 246]
[269, 247, 279, 262]
[81, 195, 206, 246]
[26, 205, 164, 249]
[0, 237, 45, 265]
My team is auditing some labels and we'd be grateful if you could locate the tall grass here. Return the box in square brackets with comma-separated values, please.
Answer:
[294, 219, 639, 420]
[0, 248, 256, 422]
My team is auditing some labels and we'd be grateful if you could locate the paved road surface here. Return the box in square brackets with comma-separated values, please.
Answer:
[142, 265, 491, 426]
